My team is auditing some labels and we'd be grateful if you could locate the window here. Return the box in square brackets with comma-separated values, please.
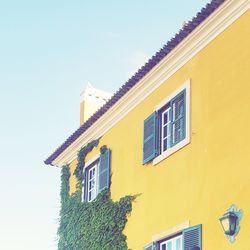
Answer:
[143, 224, 201, 250]
[85, 160, 99, 202]
[143, 80, 190, 165]
[159, 235, 182, 250]
[158, 90, 185, 154]
[82, 148, 111, 202]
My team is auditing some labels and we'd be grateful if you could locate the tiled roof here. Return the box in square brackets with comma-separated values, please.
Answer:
[45, 0, 225, 165]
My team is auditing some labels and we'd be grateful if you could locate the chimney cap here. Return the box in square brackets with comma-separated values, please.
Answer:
[80, 82, 112, 102]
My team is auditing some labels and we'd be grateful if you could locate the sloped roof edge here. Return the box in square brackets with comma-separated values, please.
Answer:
[45, 0, 225, 165]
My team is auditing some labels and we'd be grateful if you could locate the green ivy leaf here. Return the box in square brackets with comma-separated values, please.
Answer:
[58, 140, 135, 250]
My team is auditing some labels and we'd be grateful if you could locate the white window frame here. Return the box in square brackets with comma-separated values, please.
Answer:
[82, 154, 100, 202]
[86, 162, 99, 202]
[153, 79, 191, 165]
[161, 107, 171, 153]
[159, 235, 183, 250]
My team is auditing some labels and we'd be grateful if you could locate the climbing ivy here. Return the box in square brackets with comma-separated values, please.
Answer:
[73, 138, 100, 200]
[60, 165, 70, 205]
[58, 140, 134, 250]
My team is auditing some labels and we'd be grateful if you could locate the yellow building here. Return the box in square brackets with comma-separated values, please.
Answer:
[45, 0, 250, 249]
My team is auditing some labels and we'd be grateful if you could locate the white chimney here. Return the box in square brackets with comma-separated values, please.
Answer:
[80, 82, 112, 125]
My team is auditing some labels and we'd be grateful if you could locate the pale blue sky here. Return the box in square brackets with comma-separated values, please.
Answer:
[0, 1, 208, 249]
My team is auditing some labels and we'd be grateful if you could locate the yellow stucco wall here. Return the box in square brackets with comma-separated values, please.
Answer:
[69, 11, 250, 250]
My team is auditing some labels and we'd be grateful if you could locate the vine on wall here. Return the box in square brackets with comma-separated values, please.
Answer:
[58, 140, 134, 250]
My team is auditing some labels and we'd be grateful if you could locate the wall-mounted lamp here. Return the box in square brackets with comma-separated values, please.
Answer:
[219, 205, 243, 243]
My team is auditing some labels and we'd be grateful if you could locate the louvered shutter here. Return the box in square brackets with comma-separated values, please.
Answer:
[183, 224, 202, 250]
[155, 241, 160, 250]
[143, 112, 158, 164]
[98, 148, 111, 192]
[144, 242, 156, 250]
[171, 90, 186, 146]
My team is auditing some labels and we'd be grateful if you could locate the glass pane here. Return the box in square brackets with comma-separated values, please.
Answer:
[167, 241, 172, 250]
[176, 238, 181, 250]
[161, 244, 166, 250]
[87, 164, 98, 202]
[163, 139, 168, 151]
[168, 124, 171, 134]
[167, 136, 171, 149]
[221, 217, 230, 232]
[163, 125, 168, 137]
[164, 112, 169, 124]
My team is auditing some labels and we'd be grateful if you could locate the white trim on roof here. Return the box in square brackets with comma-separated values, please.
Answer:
[53, 0, 249, 167]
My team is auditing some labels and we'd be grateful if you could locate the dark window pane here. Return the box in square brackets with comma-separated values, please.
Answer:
[164, 112, 168, 124]
[163, 125, 168, 137]
[163, 139, 168, 151]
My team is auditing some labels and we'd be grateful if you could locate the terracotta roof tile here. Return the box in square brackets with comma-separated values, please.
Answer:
[45, 0, 225, 165]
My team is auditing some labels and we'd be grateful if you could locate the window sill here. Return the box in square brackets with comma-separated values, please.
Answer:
[152, 137, 190, 165]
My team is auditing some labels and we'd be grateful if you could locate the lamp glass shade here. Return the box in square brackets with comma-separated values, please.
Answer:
[219, 212, 238, 236]
[220, 216, 230, 233]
